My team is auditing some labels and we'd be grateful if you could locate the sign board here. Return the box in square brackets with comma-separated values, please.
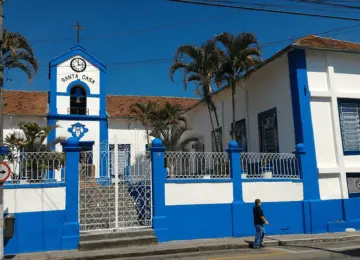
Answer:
[0, 163, 10, 183]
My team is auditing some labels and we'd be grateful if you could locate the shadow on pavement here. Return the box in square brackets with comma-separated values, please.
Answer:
[282, 244, 360, 257]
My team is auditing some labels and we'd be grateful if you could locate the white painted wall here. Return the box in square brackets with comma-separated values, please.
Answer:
[319, 175, 343, 200]
[108, 118, 151, 163]
[3, 115, 47, 140]
[4, 187, 65, 213]
[165, 182, 233, 205]
[56, 55, 101, 116]
[242, 182, 304, 202]
[306, 50, 360, 199]
[185, 55, 295, 153]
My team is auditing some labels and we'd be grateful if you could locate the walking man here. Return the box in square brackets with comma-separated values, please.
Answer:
[253, 199, 269, 249]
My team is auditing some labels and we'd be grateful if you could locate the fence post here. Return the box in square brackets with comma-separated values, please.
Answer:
[227, 140, 244, 237]
[294, 143, 313, 234]
[150, 138, 168, 242]
[61, 137, 81, 250]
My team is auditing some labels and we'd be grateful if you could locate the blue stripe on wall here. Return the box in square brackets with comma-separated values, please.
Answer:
[5, 210, 65, 255]
[287, 49, 320, 201]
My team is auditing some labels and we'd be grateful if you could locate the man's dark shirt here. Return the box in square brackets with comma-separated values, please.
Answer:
[253, 206, 264, 225]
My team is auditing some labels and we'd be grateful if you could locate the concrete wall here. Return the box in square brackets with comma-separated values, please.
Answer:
[242, 181, 303, 202]
[185, 54, 295, 153]
[306, 50, 360, 200]
[4, 185, 66, 255]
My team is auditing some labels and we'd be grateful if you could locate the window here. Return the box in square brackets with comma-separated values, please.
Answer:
[338, 99, 360, 154]
[69, 86, 87, 115]
[346, 173, 360, 198]
[211, 127, 223, 152]
[232, 119, 247, 151]
[258, 108, 279, 153]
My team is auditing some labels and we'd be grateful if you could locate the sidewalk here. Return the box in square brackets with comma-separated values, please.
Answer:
[7, 231, 360, 260]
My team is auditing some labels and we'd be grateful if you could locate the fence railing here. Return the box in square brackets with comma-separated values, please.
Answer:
[80, 150, 151, 184]
[240, 152, 300, 179]
[5, 151, 66, 184]
[165, 152, 230, 179]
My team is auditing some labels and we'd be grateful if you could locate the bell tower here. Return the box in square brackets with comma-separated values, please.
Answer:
[47, 42, 108, 158]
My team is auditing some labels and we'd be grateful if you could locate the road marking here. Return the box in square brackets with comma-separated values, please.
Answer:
[207, 250, 287, 260]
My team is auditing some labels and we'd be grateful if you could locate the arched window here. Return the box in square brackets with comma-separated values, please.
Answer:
[69, 86, 87, 115]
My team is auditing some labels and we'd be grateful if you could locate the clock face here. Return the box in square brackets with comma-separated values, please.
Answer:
[70, 58, 86, 72]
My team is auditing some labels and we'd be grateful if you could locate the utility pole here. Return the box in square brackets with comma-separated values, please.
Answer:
[0, 1, 5, 259]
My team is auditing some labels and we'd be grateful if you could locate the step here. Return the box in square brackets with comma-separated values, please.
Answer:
[80, 229, 155, 241]
[79, 235, 157, 251]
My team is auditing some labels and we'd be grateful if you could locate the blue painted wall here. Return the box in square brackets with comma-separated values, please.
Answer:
[5, 210, 65, 255]
[166, 204, 233, 241]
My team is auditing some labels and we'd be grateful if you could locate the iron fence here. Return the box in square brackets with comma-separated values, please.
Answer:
[240, 152, 300, 179]
[5, 151, 66, 184]
[165, 151, 230, 179]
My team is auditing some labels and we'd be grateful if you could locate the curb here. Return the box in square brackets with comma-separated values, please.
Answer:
[13, 234, 360, 260]
[278, 234, 360, 245]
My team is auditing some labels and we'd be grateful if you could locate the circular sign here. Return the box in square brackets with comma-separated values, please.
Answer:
[0, 163, 11, 183]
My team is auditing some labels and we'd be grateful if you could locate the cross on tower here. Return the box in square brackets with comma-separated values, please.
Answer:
[72, 22, 84, 44]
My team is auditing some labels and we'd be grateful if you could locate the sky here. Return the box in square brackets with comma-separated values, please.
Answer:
[4, 0, 360, 98]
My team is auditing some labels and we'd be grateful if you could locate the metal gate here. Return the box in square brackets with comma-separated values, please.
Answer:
[79, 140, 152, 232]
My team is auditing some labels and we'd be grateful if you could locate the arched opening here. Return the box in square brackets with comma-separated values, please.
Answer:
[69, 86, 87, 115]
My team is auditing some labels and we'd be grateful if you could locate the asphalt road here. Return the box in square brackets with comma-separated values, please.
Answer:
[118, 240, 360, 260]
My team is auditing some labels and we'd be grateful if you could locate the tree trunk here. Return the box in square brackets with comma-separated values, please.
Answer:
[207, 103, 219, 152]
[145, 127, 150, 146]
[210, 102, 223, 152]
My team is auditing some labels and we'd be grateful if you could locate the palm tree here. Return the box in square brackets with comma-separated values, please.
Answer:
[0, 30, 38, 142]
[5, 122, 65, 181]
[214, 32, 262, 140]
[128, 102, 158, 146]
[170, 40, 223, 152]
[151, 102, 188, 132]
[150, 123, 200, 151]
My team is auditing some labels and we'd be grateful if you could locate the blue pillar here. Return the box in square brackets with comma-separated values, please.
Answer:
[227, 140, 244, 237]
[99, 119, 109, 179]
[61, 137, 81, 250]
[150, 138, 168, 242]
[288, 49, 320, 201]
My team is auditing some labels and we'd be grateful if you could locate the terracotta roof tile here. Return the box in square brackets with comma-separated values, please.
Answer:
[2, 90, 199, 117]
[293, 35, 360, 52]
[3, 90, 48, 116]
[107, 95, 199, 117]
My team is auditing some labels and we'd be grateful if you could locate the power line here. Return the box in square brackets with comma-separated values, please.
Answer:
[170, 0, 360, 21]
[206, 0, 360, 14]
[284, 0, 360, 10]
[28, 16, 220, 44]
[22, 22, 360, 72]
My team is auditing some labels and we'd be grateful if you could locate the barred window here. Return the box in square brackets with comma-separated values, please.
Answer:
[338, 99, 360, 154]
[258, 108, 279, 153]
[233, 119, 247, 152]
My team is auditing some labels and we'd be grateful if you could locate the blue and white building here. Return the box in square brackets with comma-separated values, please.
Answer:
[2, 35, 360, 255]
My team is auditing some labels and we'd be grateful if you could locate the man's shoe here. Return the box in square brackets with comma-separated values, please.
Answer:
[253, 245, 260, 249]
[260, 243, 265, 248]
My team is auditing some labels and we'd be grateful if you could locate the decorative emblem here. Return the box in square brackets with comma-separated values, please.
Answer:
[68, 122, 89, 140]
